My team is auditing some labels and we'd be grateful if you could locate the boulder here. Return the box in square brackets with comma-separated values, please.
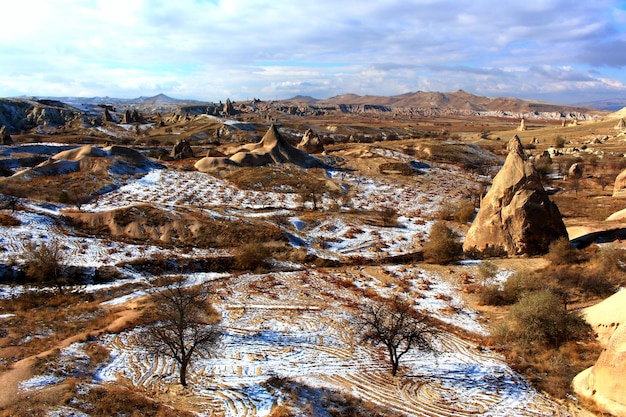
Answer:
[573, 290, 626, 416]
[533, 150, 552, 166]
[614, 118, 626, 131]
[170, 138, 194, 159]
[297, 128, 325, 154]
[0, 125, 14, 145]
[613, 168, 626, 197]
[463, 135, 568, 256]
[517, 118, 526, 131]
[568, 162, 584, 179]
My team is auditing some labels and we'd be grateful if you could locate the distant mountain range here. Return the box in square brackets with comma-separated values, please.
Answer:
[286, 90, 606, 114]
[38, 93, 207, 107]
[13, 91, 619, 117]
[573, 98, 626, 111]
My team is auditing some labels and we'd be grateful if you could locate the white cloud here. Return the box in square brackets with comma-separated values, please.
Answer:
[0, 0, 624, 103]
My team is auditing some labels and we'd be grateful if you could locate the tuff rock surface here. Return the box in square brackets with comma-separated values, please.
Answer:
[463, 135, 568, 256]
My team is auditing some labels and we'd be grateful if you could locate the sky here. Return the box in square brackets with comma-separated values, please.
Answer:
[1, 0, 626, 104]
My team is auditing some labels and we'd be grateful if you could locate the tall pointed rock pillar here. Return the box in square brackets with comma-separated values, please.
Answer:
[463, 135, 568, 256]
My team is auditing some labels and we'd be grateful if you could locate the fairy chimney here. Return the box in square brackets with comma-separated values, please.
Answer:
[0, 125, 13, 145]
[463, 135, 568, 256]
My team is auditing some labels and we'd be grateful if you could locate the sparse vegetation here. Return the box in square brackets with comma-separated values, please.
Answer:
[235, 242, 272, 271]
[23, 240, 68, 292]
[546, 237, 582, 265]
[436, 201, 475, 223]
[143, 276, 222, 387]
[497, 289, 591, 348]
[355, 296, 437, 376]
[0, 93, 621, 416]
[422, 221, 462, 264]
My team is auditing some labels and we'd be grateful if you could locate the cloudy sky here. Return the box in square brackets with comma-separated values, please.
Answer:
[1, 0, 625, 104]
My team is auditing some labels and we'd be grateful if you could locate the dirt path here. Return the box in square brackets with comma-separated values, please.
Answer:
[0, 306, 142, 409]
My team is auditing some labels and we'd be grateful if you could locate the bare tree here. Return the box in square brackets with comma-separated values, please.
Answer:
[355, 296, 436, 376]
[144, 277, 222, 387]
[594, 175, 612, 192]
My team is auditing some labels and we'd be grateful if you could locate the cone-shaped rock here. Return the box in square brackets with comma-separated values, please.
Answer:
[297, 128, 325, 154]
[463, 135, 567, 256]
[195, 124, 326, 172]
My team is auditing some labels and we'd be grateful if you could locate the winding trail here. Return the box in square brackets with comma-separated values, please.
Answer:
[0, 305, 141, 409]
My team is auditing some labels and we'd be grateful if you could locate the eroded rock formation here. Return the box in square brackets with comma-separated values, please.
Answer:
[170, 138, 194, 159]
[121, 109, 143, 124]
[463, 135, 568, 256]
[297, 128, 325, 154]
[568, 162, 584, 179]
[102, 108, 113, 123]
[195, 124, 326, 172]
[0, 125, 13, 145]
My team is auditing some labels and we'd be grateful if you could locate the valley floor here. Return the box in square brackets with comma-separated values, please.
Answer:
[0, 142, 587, 416]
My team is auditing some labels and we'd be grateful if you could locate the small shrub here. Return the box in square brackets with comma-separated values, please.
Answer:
[505, 289, 591, 348]
[379, 207, 399, 227]
[454, 201, 476, 223]
[477, 269, 537, 306]
[477, 261, 498, 281]
[477, 282, 505, 305]
[501, 269, 538, 304]
[23, 240, 67, 292]
[554, 266, 616, 297]
[436, 204, 456, 221]
[422, 222, 462, 264]
[547, 237, 581, 265]
[235, 242, 272, 271]
[534, 158, 553, 182]
[437, 201, 476, 223]
[553, 135, 566, 148]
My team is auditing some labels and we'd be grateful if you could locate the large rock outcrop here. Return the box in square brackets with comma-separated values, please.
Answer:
[573, 290, 626, 416]
[195, 124, 326, 172]
[170, 138, 194, 159]
[463, 135, 568, 256]
[8, 144, 158, 178]
[297, 128, 325, 154]
[121, 109, 143, 124]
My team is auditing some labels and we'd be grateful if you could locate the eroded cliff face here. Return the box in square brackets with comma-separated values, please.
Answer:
[463, 135, 567, 256]
[0, 98, 86, 132]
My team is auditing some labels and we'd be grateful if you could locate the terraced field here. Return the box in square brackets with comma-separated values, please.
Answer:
[96, 269, 568, 416]
[1, 142, 573, 415]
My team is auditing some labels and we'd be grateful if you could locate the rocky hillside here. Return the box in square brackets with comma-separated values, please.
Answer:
[0, 91, 606, 136]
[286, 90, 602, 119]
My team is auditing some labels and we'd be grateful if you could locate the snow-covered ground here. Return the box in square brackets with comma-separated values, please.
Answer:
[89, 269, 565, 416]
[2, 145, 568, 416]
